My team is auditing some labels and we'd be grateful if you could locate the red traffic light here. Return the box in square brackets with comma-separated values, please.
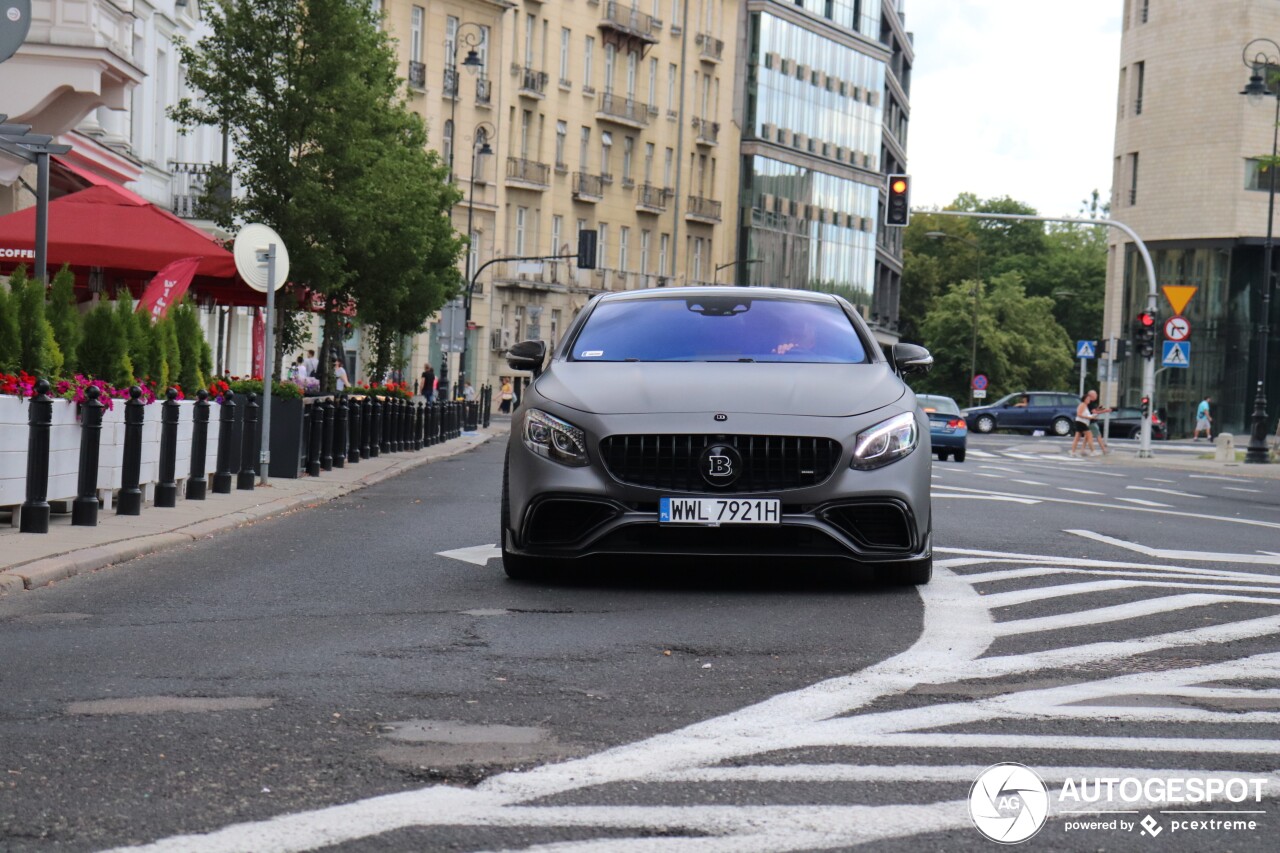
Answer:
[1137, 312, 1156, 327]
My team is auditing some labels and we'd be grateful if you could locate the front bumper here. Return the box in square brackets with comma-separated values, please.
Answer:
[506, 408, 932, 566]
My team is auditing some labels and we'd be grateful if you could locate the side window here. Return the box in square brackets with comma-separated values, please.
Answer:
[1058, 394, 1081, 407]
[1028, 394, 1052, 408]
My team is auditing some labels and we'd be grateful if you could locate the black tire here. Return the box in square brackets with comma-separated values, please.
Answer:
[953, 450, 966, 463]
[974, 414, 996, 434]
[500, 454, 555, 581]
[936, 451, 949, 462]
[1051, 416, 1073, 437]
[877, 555, 932, 586]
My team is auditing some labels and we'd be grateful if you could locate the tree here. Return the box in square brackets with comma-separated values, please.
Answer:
[47, 265, 81, 375]
[172, 300, 208, 392]
[13, 264, 63, 378]
[916, 272, 1074, 401]
[172, 0, 464, 388]
[130, 308, 159, 385]
[78, 300, 132, 385]
[0, 276, 21, 373]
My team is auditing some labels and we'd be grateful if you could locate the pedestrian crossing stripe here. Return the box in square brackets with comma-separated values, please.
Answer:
[1162, 340, 1190, 367]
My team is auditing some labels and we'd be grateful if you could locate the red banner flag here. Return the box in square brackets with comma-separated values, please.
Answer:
[135, 256, 202, 320]
[252, 308, 265, 378]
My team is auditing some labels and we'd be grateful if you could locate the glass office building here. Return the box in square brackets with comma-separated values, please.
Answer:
[735, 1, 911, 343]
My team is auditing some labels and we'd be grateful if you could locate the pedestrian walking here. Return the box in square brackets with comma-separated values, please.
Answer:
[499, 376, 514, 414]
[463, 380, 476, 402]
[1087, 391, 1111, 455]
[291, 355, 309, 382]
[332, 359, 349, 391]
[304, 349, 319, 377]
[1193, 396, 1213, 441]
[420, 363, 436, 402]
[1070, 392, 1097, 456]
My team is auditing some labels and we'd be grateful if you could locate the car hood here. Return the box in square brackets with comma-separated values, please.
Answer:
[535, 362, 907, 417]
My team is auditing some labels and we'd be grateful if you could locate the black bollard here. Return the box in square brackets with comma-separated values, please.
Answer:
[360, 396, 372, 459]
[321, 397, 334, 471]
[307, 399, 324, 477]
[396, 398, 407, 452]
[116, 386, 145, 515]
[333, 395, 347, 469]
[237, 392, 259, 490]
[155, 388, 181, 507]
[348, 396, 362, 464]
[390, 399, 401, 452]
[72, 385, 106, 526]
[369, 396, 382, 458]
[187, 389, 210, 500]
[415, 402, 424, 450]
[19, 378, 54, 533]
[212, 390, 236, 494]
[380, 397, 392, 454]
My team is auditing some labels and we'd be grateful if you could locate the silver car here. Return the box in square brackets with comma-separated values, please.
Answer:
[501, 287, 935, 584]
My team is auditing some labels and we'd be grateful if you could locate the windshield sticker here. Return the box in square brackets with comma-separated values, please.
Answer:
[581, 350, 604, 358]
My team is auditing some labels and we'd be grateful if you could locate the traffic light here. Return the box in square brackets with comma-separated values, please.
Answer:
[1141, 395, 1150, 417]
[886, 174, 910, 226]
[1131, 311, 1157, 358]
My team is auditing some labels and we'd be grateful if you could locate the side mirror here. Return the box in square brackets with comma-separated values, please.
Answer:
[890, 343, 933, 376]
[506, 339, 547, 377]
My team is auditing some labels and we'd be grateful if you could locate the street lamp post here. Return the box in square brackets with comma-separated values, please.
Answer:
[926, 231, 983, 406]
[715, 257, 761, 284]
[455, 122, 494, 395]
[1242, 39, 1279, 464]
[446, 26, 486, 185]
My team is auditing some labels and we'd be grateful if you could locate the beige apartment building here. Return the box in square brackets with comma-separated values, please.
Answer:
[1106, 0, 1280, 436]
[379, 0, 740, 392]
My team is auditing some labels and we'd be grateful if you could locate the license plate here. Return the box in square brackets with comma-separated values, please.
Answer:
[659, 497, 781, 526]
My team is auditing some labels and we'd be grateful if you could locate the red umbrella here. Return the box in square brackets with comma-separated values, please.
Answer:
[0, 183, 239, 278]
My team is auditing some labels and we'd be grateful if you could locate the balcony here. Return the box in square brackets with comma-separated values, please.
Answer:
[686, 195, 722, 223]
[696, 33, 724, 63]
[599, 1, 660, 45]
[693, 117, 720, 146]
[408, 61, 426, 91]
[443, 67, 459, 99]
[475, 77, 492, 106]
[635, 183, 671, 214]
[596, 92, 650, 128]
[169, 162, 233, 221]
[573, 172, 604, 202]
[505, 156, 550, 189]
[517, 66, 549, 98]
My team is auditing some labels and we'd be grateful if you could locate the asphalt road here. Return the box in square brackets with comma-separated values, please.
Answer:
[1, 431, 1278, 851]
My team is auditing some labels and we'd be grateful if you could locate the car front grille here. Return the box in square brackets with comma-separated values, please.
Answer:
[599, 434, 842, 493]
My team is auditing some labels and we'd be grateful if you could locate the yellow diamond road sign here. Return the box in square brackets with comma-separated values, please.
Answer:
[1162, 285, 1197, 316]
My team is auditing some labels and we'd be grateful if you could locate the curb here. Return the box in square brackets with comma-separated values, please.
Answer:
[0, 430, 498, 596]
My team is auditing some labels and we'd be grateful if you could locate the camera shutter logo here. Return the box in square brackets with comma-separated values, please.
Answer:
[969, 763, 1049, 844]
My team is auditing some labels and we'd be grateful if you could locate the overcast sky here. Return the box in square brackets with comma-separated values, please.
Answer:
[904, 1, 1123, 217]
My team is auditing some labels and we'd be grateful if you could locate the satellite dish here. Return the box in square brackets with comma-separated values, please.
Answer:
[233, 223, 289, 293]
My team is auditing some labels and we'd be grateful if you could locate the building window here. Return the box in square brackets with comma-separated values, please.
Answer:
[1128, 152, 1139, 205]
[410, 6, 424, 64]
[620, 226, 630, 272]
[584, 37, 595, 89]
[692, 237, 704, 282]
[469, 230, 479, 276]
[1246, 158, 1279, 191]
[644, 142, 655, 182]
[668, 63, 678, 112]
[443, 120, 454, 167]
[524, 13, 535, 67]
[649, 58, 658, 105]
[622, 137, 634, 182]
[560, 28, 571, 84]
[515, 206, 528, 255]
[551, 309, 561, 348]
[580, 126, 591, 167]
[1141, 0, 1149, 23]
[659, 233, 669, 276]
[446, 16, 458, 62]
[664, 147, 673, 185]
[672, 0, 681, 27]
[601, 131, 613, 180]
[552, 214, 563, 255]
[1134, 61, 1144, 115]
[604, 43, 616, 93]
[640, 230, 651, 275]
[627, 50, 638, 98]
[599, 223, 610, 269]
[555, 120, 567, 168]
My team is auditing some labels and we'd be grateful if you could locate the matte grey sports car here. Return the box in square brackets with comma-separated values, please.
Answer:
[501, 287, 935, 584]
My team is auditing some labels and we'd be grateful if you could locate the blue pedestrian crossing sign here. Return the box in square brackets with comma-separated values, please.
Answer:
[1162, 340, 1190, 368]
[1076, 340, 1097, 358]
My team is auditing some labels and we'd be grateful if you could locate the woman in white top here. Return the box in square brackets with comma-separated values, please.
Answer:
[1070, 391, 1097, 456]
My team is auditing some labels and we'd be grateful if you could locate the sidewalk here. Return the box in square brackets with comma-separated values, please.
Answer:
[1019, 439, 1280, 480]
[0, 426, 503, 597]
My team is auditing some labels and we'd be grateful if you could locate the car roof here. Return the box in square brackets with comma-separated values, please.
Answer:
[596, 286, 842, 305]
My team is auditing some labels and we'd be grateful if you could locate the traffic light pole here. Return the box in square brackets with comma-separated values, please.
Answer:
[926, 210, 1159, 457]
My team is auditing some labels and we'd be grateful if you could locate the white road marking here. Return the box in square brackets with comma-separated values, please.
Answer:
[1144, 478, 1177, 484]
[1126, 485, 1204, 499]
[111, 545, 1280, 853]
[1058, 487, 1104, 496]
[1189, 474, 1248, 482]
[978, 465, 1022, 474]
[965, 449, 997, 458]
[1011, 479, 1048, 487]
[933, 494, 1041, 505]
[968, 472, 1003, 479]
[436, 544, 503, 566]
[1066, 529, 1280, 565]
[1118, 497, 1174, 508]
[1224, 486, 1262, 494]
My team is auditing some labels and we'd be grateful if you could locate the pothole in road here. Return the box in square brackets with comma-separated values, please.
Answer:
[66, 696, 274, 715]
[376, 719, 575, 772]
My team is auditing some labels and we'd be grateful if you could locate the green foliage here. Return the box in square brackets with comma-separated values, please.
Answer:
[916, 272, 1074, 400]
[171, 0, 464, 389]
[172, 300, 206, 393]
[221, 377, 302, 400]
[0, 276, 20, 373]
[130, 309, 159, 385]
[110, 297, 137, 386]
[47, 265, 81, 375]
[78, 300, 132, 385]
[158, 314, 181, 391]
[14, 264, 63, 377]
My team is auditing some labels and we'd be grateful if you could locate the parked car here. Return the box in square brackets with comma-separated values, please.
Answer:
[1098, 406, 1168, 440]
[502, 287, 936, 585]
[963, 391, 1081, 436]
[917, 394, 967, 462]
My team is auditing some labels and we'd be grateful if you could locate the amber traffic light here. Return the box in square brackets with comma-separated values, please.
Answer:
[886, 174, 910, 226]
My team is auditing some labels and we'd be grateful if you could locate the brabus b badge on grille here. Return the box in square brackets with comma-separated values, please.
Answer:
[714, 413, 728, 421]
[700, 444, 743, 487]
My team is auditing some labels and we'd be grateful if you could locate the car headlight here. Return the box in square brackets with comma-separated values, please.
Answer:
[850, 412, 918, 469]
[523, 409, 589, 467]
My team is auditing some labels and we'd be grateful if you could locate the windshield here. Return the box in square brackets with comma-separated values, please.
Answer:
[918, 395, 960, 415]
[569, 296, 869, 363]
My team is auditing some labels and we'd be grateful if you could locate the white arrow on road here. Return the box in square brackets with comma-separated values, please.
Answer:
[436, 544, 501, 566]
